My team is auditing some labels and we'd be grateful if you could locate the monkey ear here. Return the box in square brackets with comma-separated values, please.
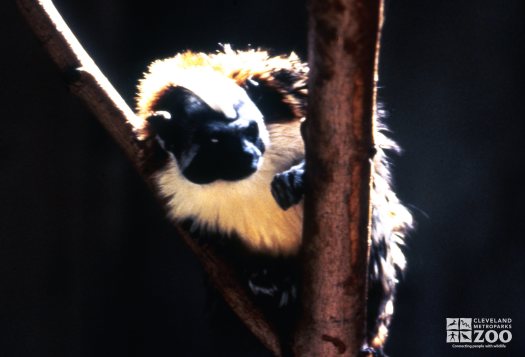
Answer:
[153, 85, 210, 118]
[243, 68, 307, 122]
[146, 111, 172, 137]
[146, 86, 213, 146]
[244, 77, 295, 122]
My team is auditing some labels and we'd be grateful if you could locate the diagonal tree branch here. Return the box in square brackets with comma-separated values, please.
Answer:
[18, 0, 382, 355]
[293, 0, 383, 356]
[16, 0, 281, 355]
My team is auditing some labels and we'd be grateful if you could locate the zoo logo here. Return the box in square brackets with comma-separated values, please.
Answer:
[446, 318, 512, 346]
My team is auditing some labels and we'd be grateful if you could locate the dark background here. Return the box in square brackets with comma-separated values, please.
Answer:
[1, 0, 524, 356]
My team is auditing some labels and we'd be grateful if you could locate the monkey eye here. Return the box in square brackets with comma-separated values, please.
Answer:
[245, 121, 260, 141]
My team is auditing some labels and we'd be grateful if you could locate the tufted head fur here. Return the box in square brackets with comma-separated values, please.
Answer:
[136, 46, 306, 255]
[135, 46, 412, 352]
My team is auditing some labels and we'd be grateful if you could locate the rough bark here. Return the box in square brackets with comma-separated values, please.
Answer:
[17, 0, 383, 355]
[16, 0, 281, 355]
[293, 0, 383, 356]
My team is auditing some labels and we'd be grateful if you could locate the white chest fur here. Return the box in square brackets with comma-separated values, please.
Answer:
[154, 123, 305, 255]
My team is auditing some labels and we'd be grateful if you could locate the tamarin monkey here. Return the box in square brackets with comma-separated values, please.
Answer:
[135, 46, 412, 355]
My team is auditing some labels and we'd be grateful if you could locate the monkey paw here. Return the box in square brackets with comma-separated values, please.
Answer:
[360, 345, 386, 357]
[271, 161, 305, 210]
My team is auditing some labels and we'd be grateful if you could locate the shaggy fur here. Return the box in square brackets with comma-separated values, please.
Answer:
[136, 45, 412, 353]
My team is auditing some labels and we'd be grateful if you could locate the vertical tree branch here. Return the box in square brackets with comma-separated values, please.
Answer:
[18, 0, 384, 355]
[294, 0, 383, 356]
[16, 0, 281, 355]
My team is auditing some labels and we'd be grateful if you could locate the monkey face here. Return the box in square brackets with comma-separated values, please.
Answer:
[147, 86, 267, 184]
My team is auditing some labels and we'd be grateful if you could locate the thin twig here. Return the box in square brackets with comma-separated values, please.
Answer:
[16, 0, 281, 355]
[293, 0, 383, 356]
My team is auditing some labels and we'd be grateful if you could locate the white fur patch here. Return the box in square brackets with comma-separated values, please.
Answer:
[154, 122, 304, 255]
